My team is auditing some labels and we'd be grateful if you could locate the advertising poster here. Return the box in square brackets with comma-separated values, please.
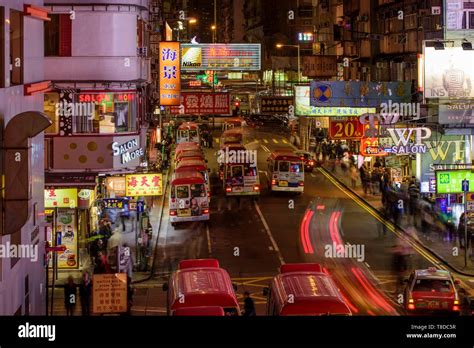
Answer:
[44, 188, 78, 208]
[181, 44, 261, 71]
[126, 173, 163, 197]
[329, 117, 364, 140]
[424, 47, 474, 98]
[438, 100, 474, 124]
[56, 208, 78, 269]
[92, 273, 128, 314]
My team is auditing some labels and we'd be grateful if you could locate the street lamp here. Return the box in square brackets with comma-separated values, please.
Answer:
[276, 43, 301, 82]
[211, 24, 216, 43]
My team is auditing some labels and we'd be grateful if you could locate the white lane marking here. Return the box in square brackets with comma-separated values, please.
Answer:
[365, 262, 371, 268]
[206, 223, 212, 256]
[254, 201, 285, 265]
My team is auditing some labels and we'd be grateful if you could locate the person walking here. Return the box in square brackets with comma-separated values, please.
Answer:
[208, 132, 213, 148]
[349, 164, 358, 189]
[64, 276, 77, 316]
[79, 271, 92, 316]
[243, 291, 256, 316]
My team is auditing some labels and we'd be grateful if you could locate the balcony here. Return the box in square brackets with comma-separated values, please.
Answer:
[45, 56, 149, 82]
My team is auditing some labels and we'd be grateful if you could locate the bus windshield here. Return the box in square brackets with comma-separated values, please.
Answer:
[278, 161, 302, 173]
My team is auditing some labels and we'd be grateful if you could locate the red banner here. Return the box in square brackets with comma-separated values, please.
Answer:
[329, 117, 364, 140]
[171, 93, 230, 115]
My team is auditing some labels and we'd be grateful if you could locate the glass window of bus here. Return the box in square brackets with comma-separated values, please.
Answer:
[176, 185, 189, 199]
[190, 183, 205, 198]
[189, 129, 198, 138]
[229, 165, 244, 185]
[290, 162, 303, 173]
[244, 165, 257, 177]
[278, 161, 290, 172]
[178, 130, 187, 139]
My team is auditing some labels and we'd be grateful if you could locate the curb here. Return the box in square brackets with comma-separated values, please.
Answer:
[320, 166, 474, 278]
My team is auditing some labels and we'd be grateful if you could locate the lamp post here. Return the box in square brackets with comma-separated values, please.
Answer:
[276, 43, 301, 83]
[211, 24, 216, 43]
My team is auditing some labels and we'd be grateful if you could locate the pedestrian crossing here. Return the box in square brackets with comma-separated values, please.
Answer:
[214, 137, 291, 146]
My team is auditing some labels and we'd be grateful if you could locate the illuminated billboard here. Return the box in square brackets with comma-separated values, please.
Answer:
[159, 42, 181, 106]
[295, 85, 376, 117]
[436, 169, 474, 194]
[126, 173, 163, 196]
[181, 44, 261, 71]
[424, 47, 474, 98]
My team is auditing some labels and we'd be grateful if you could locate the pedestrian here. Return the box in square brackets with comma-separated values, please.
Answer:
[243, 291, 256, 316]
[208, 132, 213, 148]
[349, 164, 358, 189]
[79, 271, 92, 316]
[408, 178, 420, 219]
[96, 251, 111, 274]
[360, 164, 368, 194]
[64, 275, 77, 316]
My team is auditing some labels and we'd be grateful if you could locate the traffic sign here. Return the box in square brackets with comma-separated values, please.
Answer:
[462, 179, 469, 192]
[137, 200, 145, 213]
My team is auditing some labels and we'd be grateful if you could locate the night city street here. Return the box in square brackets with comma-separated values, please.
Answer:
[1, 0, 474, 346]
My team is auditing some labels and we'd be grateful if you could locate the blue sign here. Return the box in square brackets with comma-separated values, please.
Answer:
[137, 200, 145, 213]
[462, 179, 469, 193]
[310, 81, 412, 107]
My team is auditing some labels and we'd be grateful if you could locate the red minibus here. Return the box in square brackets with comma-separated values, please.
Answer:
[163, 259, 240, 316]
[264, 263, 352, 316]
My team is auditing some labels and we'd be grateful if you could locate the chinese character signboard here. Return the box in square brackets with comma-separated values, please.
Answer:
[424, 47, 474, 98]
[44, 188, 78, 208]
[171, 93, 230, 115]
[103, 198, 124, 209]
[436, 170, 474, 194]
[310, 81, 412, 107]
[329, 117, 364, 140]
[92, 273, 128, 314]
[126, 173, 163, 197]
[159, 42, 181, 106]
[181, 44, 261, 71]
[260, 97, 294, 114]
[302, 56, 337, 78]
[56, 208, 79, 269]
[294, 85, 376, 116]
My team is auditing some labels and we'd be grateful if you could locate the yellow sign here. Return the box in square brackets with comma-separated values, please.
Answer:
[44, 188, 78, 208]
[126, 173, 163, 197]
[56, 208, 79, 269]
[92, 273, 128, 314]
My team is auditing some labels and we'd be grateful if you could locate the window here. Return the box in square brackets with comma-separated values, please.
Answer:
[176, 185, 189, 199]
[73, 93, 138, 134]
[413, 279, 453, 293]
[278, 161, 290, 172]
[290, 162, 303, 173]
[44, 14, 72, 56]
[190, 183, 205, 198]
[9, 9, 23, 85]
[244, 165, 256, 177]
[44, 93, 59, 134]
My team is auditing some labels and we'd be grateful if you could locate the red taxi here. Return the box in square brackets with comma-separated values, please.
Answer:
[404, 267, 461, 315]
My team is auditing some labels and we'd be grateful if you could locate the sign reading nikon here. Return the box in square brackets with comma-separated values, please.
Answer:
[181, 44, 261, 71]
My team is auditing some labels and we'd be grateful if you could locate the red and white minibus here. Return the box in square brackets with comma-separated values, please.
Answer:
[176, 122, 200, 144]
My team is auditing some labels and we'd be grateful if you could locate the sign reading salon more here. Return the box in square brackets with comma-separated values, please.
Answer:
[112, 135, 144, 168]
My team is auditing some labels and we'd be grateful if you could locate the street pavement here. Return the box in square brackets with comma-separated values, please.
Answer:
[127, 126, 474, 316]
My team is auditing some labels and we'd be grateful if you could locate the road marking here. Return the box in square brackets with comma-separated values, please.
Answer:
[263, 139, 269, 144]
[254, 201, 285, 265]
[282, 139, 288, 144]
[365, 262, 371, 268]
[311, 173, 316, 178]
[272, 138, 278, 144]
[206, 223, 212, 256]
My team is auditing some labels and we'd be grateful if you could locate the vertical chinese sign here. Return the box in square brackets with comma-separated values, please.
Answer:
[125, 173, 163, 196]
[92, 273, 128, 314]
[159, 42, 181, 106]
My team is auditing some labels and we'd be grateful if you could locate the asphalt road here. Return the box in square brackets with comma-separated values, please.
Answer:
[132, 126, 473, 316]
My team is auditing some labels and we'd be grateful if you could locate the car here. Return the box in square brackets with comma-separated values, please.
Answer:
[294, 150, 316, 172]
[403, 267, 461, 315]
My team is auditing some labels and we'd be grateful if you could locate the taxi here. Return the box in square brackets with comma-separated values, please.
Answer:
[403, 267, 461, 315]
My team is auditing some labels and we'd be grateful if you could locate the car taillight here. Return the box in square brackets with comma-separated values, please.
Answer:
[253, 185, 260, 191]
[453, 300, 460, 311]
[226, 186, 232, 193]
[407, 299, 415, 310]
[309, 161, 314, 165]
[271, 179, 276, 185]
[203, 209, 209, 214]
[299, 181, 304, 186]
[170, 210, 177, 216]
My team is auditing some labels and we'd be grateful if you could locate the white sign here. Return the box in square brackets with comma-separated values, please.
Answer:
[386, 127, 432, 154]
[424, 47, 474, 98]
[431, 6, 441, 15]
[112, 139, 144, 164]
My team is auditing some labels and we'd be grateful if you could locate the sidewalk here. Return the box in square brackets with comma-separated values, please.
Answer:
[321, 161, 474, 276]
